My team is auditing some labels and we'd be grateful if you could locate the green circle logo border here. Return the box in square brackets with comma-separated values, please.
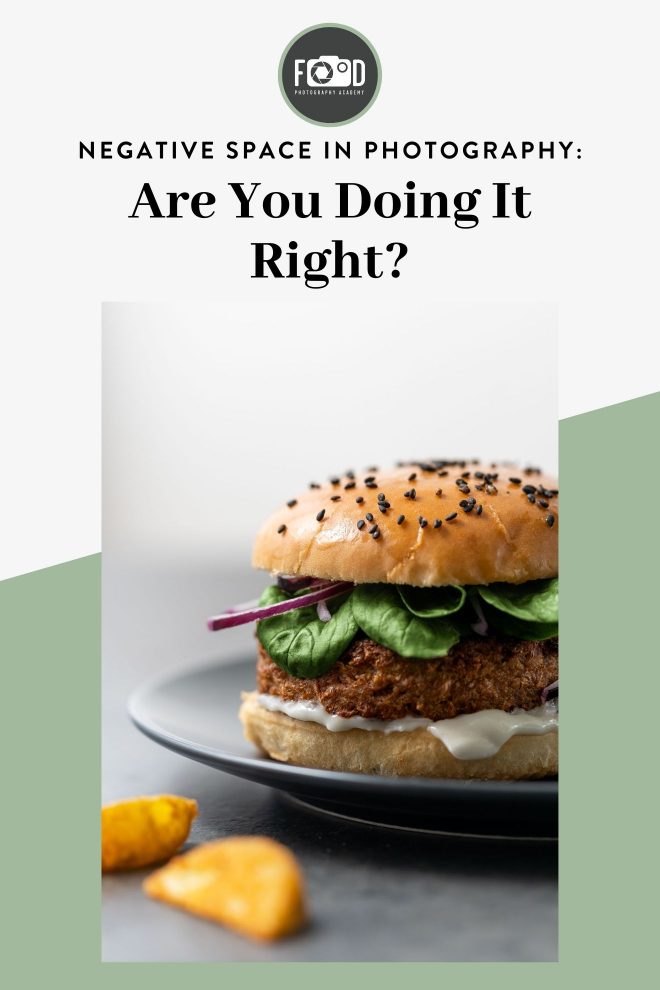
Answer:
[278, 23, 382, 127]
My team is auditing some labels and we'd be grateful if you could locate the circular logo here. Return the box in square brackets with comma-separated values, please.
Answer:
[279, 24, 381, 126]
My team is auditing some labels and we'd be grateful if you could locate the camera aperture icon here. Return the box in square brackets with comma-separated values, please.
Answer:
[307, 56, 355, 87]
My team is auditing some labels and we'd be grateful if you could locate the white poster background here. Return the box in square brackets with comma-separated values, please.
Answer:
[2, 0, 658, 579]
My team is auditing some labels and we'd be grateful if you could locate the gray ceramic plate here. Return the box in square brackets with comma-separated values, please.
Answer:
[129, 657, 558, 839]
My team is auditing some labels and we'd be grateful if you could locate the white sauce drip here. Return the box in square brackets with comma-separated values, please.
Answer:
[255, 692, 558, 760]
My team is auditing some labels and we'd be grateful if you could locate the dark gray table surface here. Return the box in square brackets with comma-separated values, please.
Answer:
[102, 557, 557, 962]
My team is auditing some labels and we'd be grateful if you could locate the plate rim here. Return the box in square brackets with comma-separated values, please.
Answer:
[128, 656, 558, 800]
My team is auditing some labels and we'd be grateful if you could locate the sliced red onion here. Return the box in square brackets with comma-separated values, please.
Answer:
[207, 580, 353, 631]
[221, 598, 260, 614]
[316, 600, 332, 623]
[470, 596, 489, 636]
[541, 680, 558, 704]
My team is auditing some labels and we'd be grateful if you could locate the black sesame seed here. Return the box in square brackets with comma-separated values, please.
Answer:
[435, 489, 443, 497]
[433, 519, 442, 529]
[329, 477, 340, 485]
[459, 499, 468, 508]
[316, 509, 325, 522]
[408, 473, 417, 481]
[445, 512, 458, 521]
[509, 477, 522, 485]
[476, 504, 483, 515]
[344, 481, 356, 490]
[364, 476, 376, 484]
[538, 499, 549, 509]
[475, 471, 485, 479]
[546, 514, 555, 527]
[366, 512, 374, 522]
[475, 484, 484, 492]
[369, 524, 379, 535]
[346, 470, 355, 480]
[438, 470, 449, 477]
[309, 482, 320, 489]
[461, 471, 471, 479]
[286, 499, 297, 508]
[419, 517, 428, 528]
[355, 496, 364, 504]
[377, 493, 386, 501]
[410, 488, 416, 499]
[366, 466, 379, 472]
[485, 484, 497, 495]
[365, 481, 378, 489]
[527, 493, 536, 503]
[330, 495, 341, 502]
[378, 504, 388, 514]
[522, 484, 537, 494]
[371, 529, 381, 540]
[357, 519, 366, 530]
[277, 524, 286, 534]
[397, 514, 405, 525]
[462, 503, 474, 513]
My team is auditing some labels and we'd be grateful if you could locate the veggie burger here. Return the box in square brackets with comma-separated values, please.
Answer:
[209, 461, 558, 780]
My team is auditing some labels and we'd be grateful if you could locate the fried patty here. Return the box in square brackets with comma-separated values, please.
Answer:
[257, 635, 558, 721]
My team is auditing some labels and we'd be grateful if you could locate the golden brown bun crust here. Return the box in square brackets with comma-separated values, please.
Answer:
[252, 462, 558, 586]
[240, 692, 558, 781]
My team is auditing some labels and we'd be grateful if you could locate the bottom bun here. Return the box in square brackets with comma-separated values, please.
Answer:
[239, 692, 558, 781]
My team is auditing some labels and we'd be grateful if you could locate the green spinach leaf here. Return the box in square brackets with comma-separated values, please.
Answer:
[477, 579, 558, 624]
[256, 586, 358, 678]
[398, 584, 466, 618]
[480, 604, 558, 640]
[351, 585, 460, 659]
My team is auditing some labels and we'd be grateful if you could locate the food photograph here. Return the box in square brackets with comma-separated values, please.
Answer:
[102, 300, 558, 961]
[237, 460, 558, 782]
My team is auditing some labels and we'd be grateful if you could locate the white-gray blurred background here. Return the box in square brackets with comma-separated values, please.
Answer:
[104, 301, 556, 564]
[102, 301, 557, 683]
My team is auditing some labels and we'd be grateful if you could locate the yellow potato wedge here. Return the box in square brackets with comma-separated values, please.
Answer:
[143, 836, 307, 940]
[102, 794, 198, 872]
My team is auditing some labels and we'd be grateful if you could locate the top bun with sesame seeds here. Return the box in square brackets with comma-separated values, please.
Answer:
[252, 461, 558, 587]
